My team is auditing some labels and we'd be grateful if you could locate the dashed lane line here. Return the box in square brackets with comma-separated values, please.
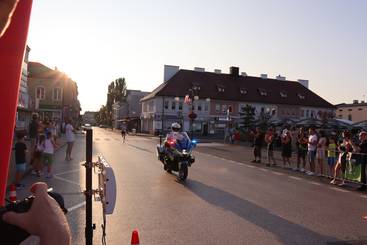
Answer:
[68, 202, 86, 212]
[259, 168, 269, 172]
[289, 176, 302, 181]
[330, 187, 350, 193]
[359, 195, 367, 199]
[53, 175, 81, 186]
[309, 181, 321, 186]
[272, 172, 285, 176]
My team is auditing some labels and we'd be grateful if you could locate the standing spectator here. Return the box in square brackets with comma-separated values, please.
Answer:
[307, 127, 318, 176]
[252, 127, 263, 163]
[330, 130, 352, 186]
[43, 131, 57, 178]
[13, 133, 27, 189]
[33, 134, 45, 177]
[265, 128, 276, 166]
[28, 113, 39, 168]
[50, 120, 58, 144]
[65, 119, 75, 161]
[281, 129, 292, 168]
[327, 136, 337, 177]
[296, 128, 308, 172]
[316, 130, 327, 176]
[351, 131, 367, 191]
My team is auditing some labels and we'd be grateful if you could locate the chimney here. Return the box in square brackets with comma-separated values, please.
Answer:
[297, 79, 309, 89]
[260, 74, 268, 79]
[276, 75, 286, 81]
[163, 65, 179, 82]
[241, 72, 247, 77]
[214, 69, 221, 74]
[194, 67, 205, 72]
[353, 100, 359, 104]
[229, 66, 239, 76]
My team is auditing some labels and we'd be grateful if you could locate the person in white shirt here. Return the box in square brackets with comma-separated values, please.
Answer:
[65, 119, 75, 161]
[307, 127, 318, 176]
[43, 132, 57, 178]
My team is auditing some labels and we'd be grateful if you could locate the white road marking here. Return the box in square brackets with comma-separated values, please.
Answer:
[309, 181, 321, 186]
[53, 176, 81, 186]
[289, 176, 302, 181]
[330, 187, 350, 193]
[359, 195, 367, 199]
[272, 172, 284, 176]
[68, 202, 86, 212]
[259, 168, 269, 172]
[55, 168, 80, 176]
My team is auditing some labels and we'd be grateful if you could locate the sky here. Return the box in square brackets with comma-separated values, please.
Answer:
[27, 0, 367, 113]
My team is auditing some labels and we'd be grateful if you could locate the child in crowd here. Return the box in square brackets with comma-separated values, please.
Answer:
[43, 131, 57, 178]
[32, 134, 45, 177]
[327, 137, 337, 177]
[13, 133, 27, 189]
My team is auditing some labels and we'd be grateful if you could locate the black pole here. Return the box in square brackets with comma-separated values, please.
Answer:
[85, 128, 93, 245]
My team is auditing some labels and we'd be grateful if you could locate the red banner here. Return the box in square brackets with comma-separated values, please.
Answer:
[0, 0, 33, 206]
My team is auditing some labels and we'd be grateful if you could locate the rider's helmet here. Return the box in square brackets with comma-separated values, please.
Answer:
[171, 122, 181, 132]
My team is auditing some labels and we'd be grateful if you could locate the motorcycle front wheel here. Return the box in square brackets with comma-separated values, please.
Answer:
[178, 164, 188, 181]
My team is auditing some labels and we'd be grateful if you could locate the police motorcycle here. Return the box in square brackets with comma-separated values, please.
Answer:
[157, 123, 196, 181]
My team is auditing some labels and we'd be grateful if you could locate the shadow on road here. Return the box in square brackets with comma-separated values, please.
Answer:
[184, 180, 339, 245]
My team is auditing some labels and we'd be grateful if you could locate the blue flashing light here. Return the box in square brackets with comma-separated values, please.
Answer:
[192, 139, 197, 144]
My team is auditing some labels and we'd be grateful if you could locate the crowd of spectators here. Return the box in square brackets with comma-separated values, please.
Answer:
[246, 126, 367, 191]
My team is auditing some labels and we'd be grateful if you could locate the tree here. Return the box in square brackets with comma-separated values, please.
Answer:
[114, 78, 127, 103]
[239, 104, 256, 132]
[258, 110, 273, 131]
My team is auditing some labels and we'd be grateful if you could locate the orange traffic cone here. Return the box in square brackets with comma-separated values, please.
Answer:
[131, 229, 140, 245]
[9, 184, 17, 202]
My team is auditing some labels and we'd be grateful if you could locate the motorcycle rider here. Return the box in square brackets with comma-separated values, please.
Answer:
[163, 123, 192, 171]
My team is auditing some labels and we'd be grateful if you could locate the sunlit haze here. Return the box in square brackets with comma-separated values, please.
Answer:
[27, 0, 367, 113]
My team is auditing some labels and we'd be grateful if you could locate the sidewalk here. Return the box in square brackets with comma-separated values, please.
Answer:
[6, 136, 67, 188]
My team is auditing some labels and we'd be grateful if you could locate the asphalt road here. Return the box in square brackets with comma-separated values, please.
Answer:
[18, 127, 367, 244]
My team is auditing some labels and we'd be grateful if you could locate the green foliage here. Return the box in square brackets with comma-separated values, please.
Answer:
[239, 104, 255, 131]
[258, 110, 273, 131]
[103, 77, 127, 126]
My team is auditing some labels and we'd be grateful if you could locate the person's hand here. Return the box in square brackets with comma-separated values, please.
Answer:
[2, 182, 71, 245]
[0, 0, 18, 37]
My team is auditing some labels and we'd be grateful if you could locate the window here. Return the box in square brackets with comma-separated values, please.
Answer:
[164, 100, 169, 110]
[348, 109, 353, 111]
[215, 104, 220, 112]
[311, 111, 314, 118]
[36, 86, 45, 100]
[171, 101, 176, 110]
[53, 88, 62, 101]
[258, 89, 267, 96]
[217, 85, 225, 92]
[339, 109, 343, 112]
[358, 108, 363, 111]
[298, 94, 305, 100]
[280, 92, 287, 98]
[192, 83, 201, 91]
[222, 105, 227, 113]
[178, 102, 183, 110]
[240, 88, 247, 95]
[204, 102, 208, 111]
[271, 108, 276, 115]
[197, 103, 202, 111]
[306, 110, 309, 118]
[348, 114, 352, 121]
[261, 107, 265, 113]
